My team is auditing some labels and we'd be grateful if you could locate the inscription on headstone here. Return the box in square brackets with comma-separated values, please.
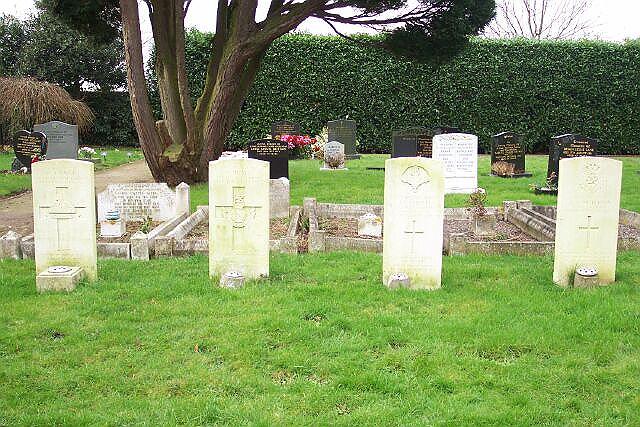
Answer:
[248, 139, 289, 179]
[547, 134, 597, 185]
[33, 121, 78, 160]
[327, 119, 359, 159]
[271, 121, 300, 140]
[432, 133, 478, 194]
[97, 183, 177, 221]
[13, 130, 47, 169]
[491, 132, 531, 178]
[321, 141, 346, 170]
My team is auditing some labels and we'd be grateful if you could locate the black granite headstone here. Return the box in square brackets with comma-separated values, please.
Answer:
[391, 127, 428, 158]
[13, 130, 47, 170]
[433, 126, 461, 135]
[327, 120, 359, 159]
[491, 132, 531, 178]
[247, 139, 289, 179]
[546, 134, 597, 185]
[271, 121, 300, 140]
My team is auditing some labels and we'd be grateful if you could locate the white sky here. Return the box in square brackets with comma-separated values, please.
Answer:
[3, 0, 640, 44]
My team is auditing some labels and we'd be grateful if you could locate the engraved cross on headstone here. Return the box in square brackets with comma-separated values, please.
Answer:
[215, 186, 261, 250]
[404, 219, 424, 253]
[39, 186, 87, 250]
[578, 215, 600, 249]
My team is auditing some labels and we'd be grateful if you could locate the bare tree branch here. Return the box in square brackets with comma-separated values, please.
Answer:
[485, 0, 596, 39]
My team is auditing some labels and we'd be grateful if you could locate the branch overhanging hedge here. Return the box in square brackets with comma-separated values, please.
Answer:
[149, 33, 640, 154]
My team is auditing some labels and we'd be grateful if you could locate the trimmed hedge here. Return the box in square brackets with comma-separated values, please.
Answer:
[82, 91, 137, 147]
[153, 33, 640, 154]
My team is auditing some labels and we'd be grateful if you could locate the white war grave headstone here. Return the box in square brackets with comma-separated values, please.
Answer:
[209, 158, 270, 280]
[32, 159, 97, 281]
[553, 157, 623, 287]
[432, 133, 478, 194]
[382, 157, 445, 290]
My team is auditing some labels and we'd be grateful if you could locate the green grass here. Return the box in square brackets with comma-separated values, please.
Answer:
[0, 148, 143, 197]
[190, 155, 640, 211]
[1, 252, 640, 424]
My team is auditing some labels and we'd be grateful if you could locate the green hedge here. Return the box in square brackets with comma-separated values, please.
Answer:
[82, 91, 137, 147]
[151, 32, 640, 154]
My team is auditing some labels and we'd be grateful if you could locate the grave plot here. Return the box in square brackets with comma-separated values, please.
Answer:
[506, 202, 640, 252]
[154, 206, 303, 256]
[304, 197, 558, 255]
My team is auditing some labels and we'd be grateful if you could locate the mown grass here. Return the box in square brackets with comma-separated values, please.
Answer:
[0, 148, 143, 197]
[190, 155, 640, 211]
[1, 252, 640, 424]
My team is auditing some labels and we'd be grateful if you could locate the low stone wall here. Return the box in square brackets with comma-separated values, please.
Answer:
[167, 205, 301, 257]
[447, 233, 554, 256]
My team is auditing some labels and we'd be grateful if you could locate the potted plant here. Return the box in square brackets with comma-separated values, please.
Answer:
[466, 188, 496, 236]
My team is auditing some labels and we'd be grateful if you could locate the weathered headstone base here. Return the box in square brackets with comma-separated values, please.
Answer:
[0, 230, 23, 259]
[36, 267, 84, 293]
[320, 167, 348, 171]
[100, 219, 126, 237]
[220, 271, 245, 289]
[270, 178, 290, 218]
[386, 273, 410, 290]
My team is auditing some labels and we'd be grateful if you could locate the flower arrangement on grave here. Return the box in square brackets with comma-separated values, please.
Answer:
[311, 127, 329, 159]
[278, 134, 317, 159]
[78, 146, 97, 160]
[529, 172, 558, 195]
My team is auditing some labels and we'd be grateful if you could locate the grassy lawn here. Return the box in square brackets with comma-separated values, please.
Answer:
[189, 155, 640, 211]
[1, 252, 640, 424]
[0, 148, 143, 197]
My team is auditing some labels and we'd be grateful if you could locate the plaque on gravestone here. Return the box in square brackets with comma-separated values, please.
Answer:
[13, 130, 48, 169]
[322, 141, 346, 170]
[416, 131, 437, 158]
[33, 121, 78, 160]
[391, 127, 428, 158]
[491, 132, 531, 178]
[271, 121, 300, 140]
[546, 134, 597, 185]
[327, 119, 359, 159]
[247, 139, 289, 179]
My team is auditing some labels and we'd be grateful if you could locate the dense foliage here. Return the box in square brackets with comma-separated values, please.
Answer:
[151, 32, 640, 154]
[82, 91, 137, 147]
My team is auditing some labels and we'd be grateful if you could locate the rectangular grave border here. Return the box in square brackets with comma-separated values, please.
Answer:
[157, 205, 302, 257]
[6, 213, 187, 261]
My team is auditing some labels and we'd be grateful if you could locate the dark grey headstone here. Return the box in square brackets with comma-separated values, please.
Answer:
[546, 134, 598, 185]
[33, 121, 78, 160]
[327, 120, 358, 159]
[247, 139, 289, 179]
[13, 130, 48, 170]
[433, 126, 461, 135]
[491, 132, 530, 178]
[271, 121, 300, 140]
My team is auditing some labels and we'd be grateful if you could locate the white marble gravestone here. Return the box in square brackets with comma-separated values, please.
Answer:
[382, 157, 445, 290]
[209, 158, 270, 279]
[97, 183, 180, 221]
[432, 133, 478, 193]
[553, 157, 622, 287]
[32, 159, 97, 281]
